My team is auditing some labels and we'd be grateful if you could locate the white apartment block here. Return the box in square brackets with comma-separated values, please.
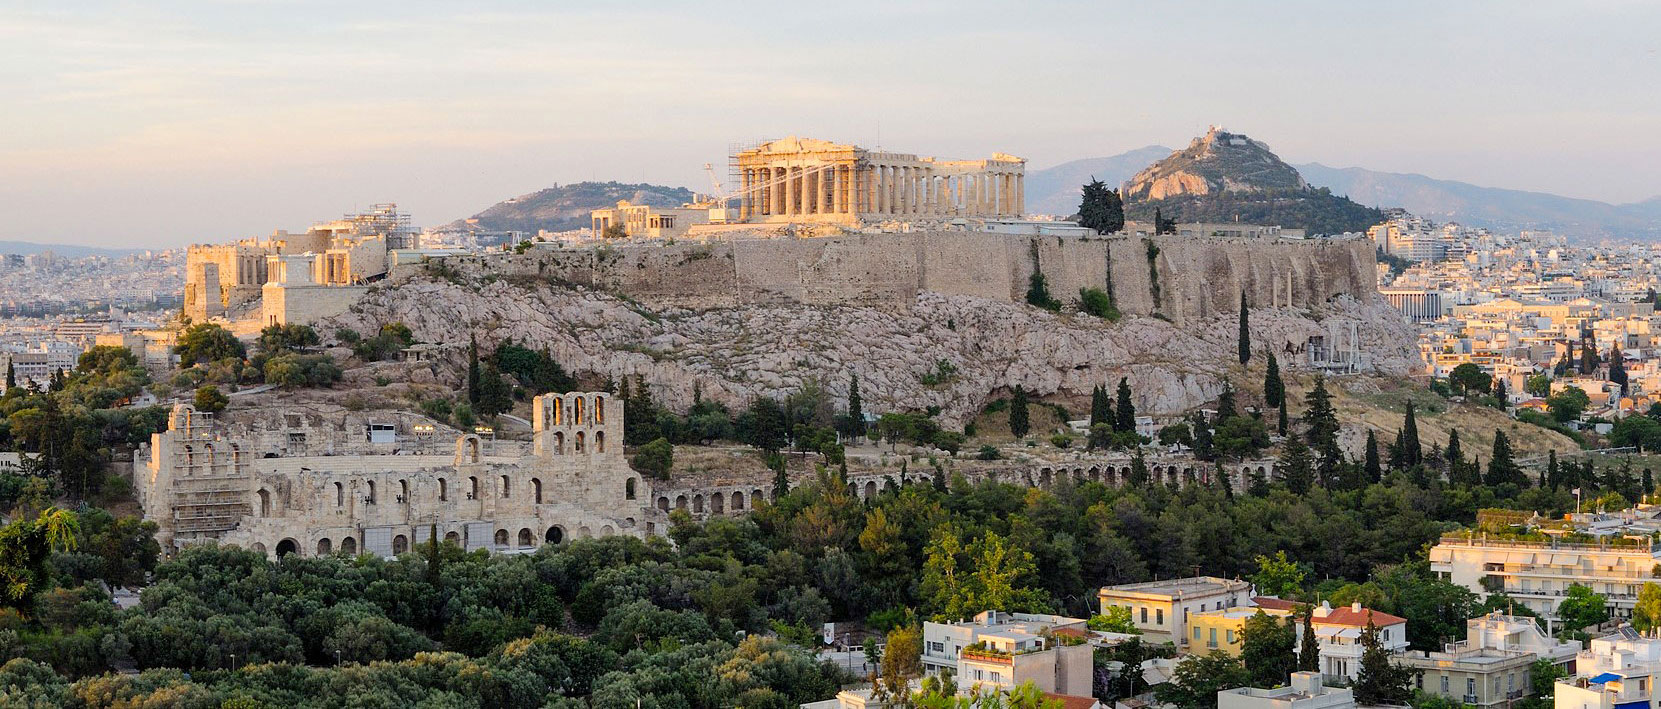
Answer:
[1556, 627, 1661, 709]
[1255, 598, 1408, 680]
[1218, 672, 1355, 709]
[1098, 576, 1254, 647]
[1431, 515, 1661, 619]
[920, 611, 1093, 697]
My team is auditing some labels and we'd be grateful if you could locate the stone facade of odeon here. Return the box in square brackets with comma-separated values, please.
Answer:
[134, 387, 1267, 558]
[134, 391, 665, 557]
[733, 137, 1026, 223]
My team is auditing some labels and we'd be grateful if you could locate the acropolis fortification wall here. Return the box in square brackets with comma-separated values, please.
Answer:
[396, 231, 1377, 322]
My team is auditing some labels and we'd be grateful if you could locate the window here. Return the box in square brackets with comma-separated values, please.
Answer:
[1226, 629, 1236, 644]
[439, 478, 447, 501]
[1194, 627, 1202, 640]
[1140, 608, 1148, 624]
[1156, 609, 1164, 626]
[1441, 676, 1449, 693]
[335, 482, 344, 507]
[1208, 628, 1218, 647]
[500, 475, 510, 498]
[1467, 678, 1475, 695]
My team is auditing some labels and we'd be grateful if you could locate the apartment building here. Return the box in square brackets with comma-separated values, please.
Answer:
[1403, 612, 1580, 709]
[1430, 513, 1661, 619]
[920, 611, 1093, 696]
[1253, 598, 1408, 680]
[1556, 627, 1661, 709]
[1098, 576, 1254, 647]
[1218, 672, 1356, 709]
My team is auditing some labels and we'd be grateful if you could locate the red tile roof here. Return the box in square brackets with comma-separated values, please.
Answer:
[1251, 596, 1300, 611]
[1251, 597, 1407, 627]
[1044, 693, 1102, 709]
[1317, 606, 1407, 627]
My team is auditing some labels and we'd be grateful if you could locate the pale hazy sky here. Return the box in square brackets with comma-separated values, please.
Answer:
[3, 1, 1659, 248]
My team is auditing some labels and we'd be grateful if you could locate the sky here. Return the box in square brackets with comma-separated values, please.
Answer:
[2, 1, 1659, 248]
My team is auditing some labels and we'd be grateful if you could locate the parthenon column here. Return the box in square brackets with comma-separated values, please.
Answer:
[784, 167, 797, 216]
[1015, 173, 1024, 216]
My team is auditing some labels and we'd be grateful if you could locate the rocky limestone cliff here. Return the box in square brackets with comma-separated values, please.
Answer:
[1123, 127, 1306, 201]
[324, 274, 1421, 428]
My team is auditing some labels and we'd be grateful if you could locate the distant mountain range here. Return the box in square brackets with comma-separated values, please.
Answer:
[1025, 146, 1661, 238]
[442, 146, 1661, 240]
[0, 240, 149, 257]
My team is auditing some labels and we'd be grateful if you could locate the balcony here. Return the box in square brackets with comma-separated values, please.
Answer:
[960, 650, 1013, 665]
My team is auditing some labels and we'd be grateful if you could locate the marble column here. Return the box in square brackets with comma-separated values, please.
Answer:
[784, 167, 796, 216]
[1015, 174, 1024, 216]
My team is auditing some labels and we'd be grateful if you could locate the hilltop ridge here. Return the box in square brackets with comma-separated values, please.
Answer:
[1120, 127, 1384, 234]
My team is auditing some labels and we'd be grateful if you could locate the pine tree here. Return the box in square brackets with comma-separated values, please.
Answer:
[467, 333, 482, 406]
[1302, 376, 1338, 449]
[1276, 437, 1314, 494]
[1249, 466, 1270, 497]
[845, 374, 865, 439]
[1077, 178, 1125, 235]
[1009, 386, 1031, 438]
[1238, 292, 1251, 365]
[1216, 384, 1237, 423]
[1115, 378, 1136, 433]
[1401, 403, 1422, 468]
[1353, 620, 1414, 705]
[1298, 610, 1319, 671]
[1264, 352, 1284, 409]
[1363, 430, 1382, 484]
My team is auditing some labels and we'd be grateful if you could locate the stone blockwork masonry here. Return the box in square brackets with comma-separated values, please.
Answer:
[393, 231, 1378, 324]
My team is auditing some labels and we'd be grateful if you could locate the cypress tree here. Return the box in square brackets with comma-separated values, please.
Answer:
[1090, 384, 1113, 429]
[1363, 430, 1382, 484]
[1264, 352, 1284, 408]
[1611, 345, 1630, 392]
[1401, 403, 1422, 468]
[1009, 386, 1031, 439]
[1582, 337, 1599, 374]
[1485, 430, 1524, 487]
[1238, 292, 1251, 365]
[1645, 468, 1655, 500]
[1115, 378, 1136, 433]
[1387, 430, 1406, 472]
[1277, 404, 1289, 437]
[467, 333, 482, 406]
[1216, 462, 1234, 498]
[1447, 430, 1466, 484]
[4, 361, 13, 390]
[1128, 451, 1150, 487]
[846, 374, 864, 438]
[1298, 610, 1319, 671]
[1546, 449, 1559, 489]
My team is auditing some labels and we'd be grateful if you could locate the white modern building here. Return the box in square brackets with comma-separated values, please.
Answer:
[921, 610, 1093, 696]
[1217, 672, 1355, 709]
[1556, 627, 1661, 709]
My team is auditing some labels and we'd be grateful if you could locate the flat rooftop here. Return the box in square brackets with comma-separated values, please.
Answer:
[1100, 576, 1247, 599]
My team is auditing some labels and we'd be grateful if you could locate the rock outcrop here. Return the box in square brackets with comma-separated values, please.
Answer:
[325, 274, 1420, 428]
[1121, 127, 1385, 235]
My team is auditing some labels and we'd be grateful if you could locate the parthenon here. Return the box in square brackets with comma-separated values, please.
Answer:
[733, 137, 1025, 224]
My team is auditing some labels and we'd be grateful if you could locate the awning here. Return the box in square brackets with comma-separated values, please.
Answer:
[1614, 700, 1647, 709]
[1589, 673, 1622, 684]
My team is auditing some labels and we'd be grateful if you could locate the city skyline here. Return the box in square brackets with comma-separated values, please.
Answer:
[3, 0, 1659, 248]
